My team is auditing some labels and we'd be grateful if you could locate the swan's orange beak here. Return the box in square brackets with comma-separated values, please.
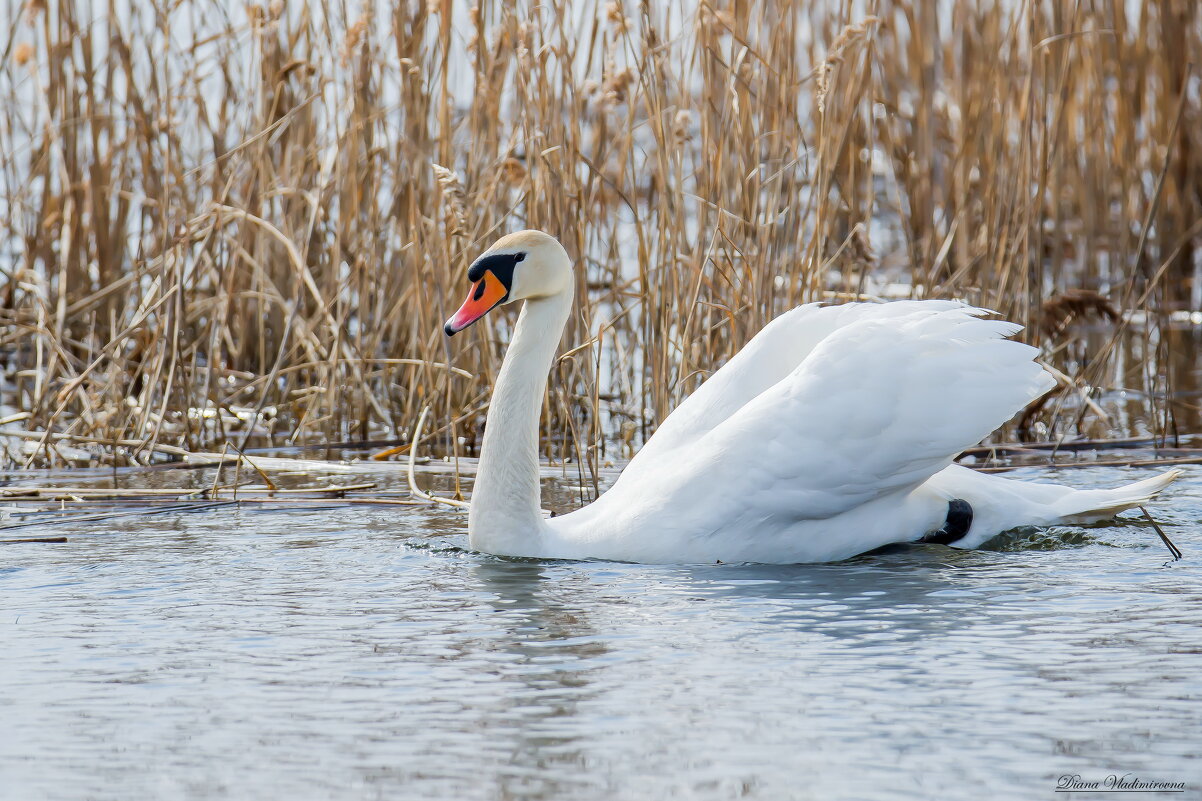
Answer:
[444, 270, 509, 335]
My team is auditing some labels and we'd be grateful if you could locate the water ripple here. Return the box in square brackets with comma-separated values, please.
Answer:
[1, 468, 1200, 800]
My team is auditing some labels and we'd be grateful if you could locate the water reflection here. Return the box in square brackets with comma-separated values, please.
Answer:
[0, 472, 1198, 801]
[469, 560, 607, 800]
[646, 549, 1002, 645]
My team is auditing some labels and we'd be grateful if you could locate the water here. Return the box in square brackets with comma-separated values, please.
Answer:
[1, 466, 1200, 800]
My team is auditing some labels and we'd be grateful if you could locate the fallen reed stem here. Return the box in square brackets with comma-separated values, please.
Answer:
[1138, 506, 1183, 561]
[0, 537, 69, 545]
[0, 501, 240, 532]
[406, 406, 470, 511]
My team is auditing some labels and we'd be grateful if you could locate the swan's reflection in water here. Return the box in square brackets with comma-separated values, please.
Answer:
[455, 548, 1005, 800]
[468, 560, 609, 800]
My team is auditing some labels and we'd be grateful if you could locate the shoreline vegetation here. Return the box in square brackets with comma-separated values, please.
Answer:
[2, 1, 1201, 482]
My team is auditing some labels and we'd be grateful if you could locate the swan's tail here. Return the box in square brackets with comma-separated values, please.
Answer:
[1054, 469, 1184, 523]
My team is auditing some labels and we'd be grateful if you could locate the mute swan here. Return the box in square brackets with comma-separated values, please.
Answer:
[443, 230, 1180, 564]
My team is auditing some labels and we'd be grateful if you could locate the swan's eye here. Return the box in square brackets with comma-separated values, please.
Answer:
[467, 252, 523, 287]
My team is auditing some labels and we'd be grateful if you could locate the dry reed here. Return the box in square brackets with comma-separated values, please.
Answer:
[1, 1, 1200, 480]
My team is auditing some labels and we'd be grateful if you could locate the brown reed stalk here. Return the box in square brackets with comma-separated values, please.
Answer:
[0, 0, 1198, 471]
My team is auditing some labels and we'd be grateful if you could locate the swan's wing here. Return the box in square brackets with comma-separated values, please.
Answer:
[627, 300, 967, 472]
[609, 304, 1054, 523]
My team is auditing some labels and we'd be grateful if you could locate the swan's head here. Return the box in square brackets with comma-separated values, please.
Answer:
[444, 230, 571, 336]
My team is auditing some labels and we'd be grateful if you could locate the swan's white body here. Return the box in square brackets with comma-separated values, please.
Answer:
[449, 231, 1179, 564]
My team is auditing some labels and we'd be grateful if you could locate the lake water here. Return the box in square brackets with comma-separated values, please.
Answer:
[1, 465, 1200, 800]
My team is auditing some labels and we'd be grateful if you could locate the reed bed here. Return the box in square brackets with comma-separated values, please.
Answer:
[1, 0, 1200, 477]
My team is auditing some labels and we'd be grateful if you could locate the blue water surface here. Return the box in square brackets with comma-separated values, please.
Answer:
[1, 466, 1199, 800]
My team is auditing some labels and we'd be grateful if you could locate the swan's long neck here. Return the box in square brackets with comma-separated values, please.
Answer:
[468, 286, 573, 555]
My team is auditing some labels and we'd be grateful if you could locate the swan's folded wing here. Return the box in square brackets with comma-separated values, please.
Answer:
[625, 305, 1054, 522]
[629, 300, 968, 473]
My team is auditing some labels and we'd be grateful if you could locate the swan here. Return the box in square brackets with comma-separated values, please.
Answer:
[442, 229, 1180, 563]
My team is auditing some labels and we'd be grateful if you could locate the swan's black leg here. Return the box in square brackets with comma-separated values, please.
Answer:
[919, 499, 974, 545]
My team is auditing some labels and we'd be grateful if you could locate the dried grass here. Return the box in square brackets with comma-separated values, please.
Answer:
[1, 1, 1200, 473]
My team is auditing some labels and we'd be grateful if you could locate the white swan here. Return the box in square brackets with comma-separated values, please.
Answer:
[443, 230, 1180, 563]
